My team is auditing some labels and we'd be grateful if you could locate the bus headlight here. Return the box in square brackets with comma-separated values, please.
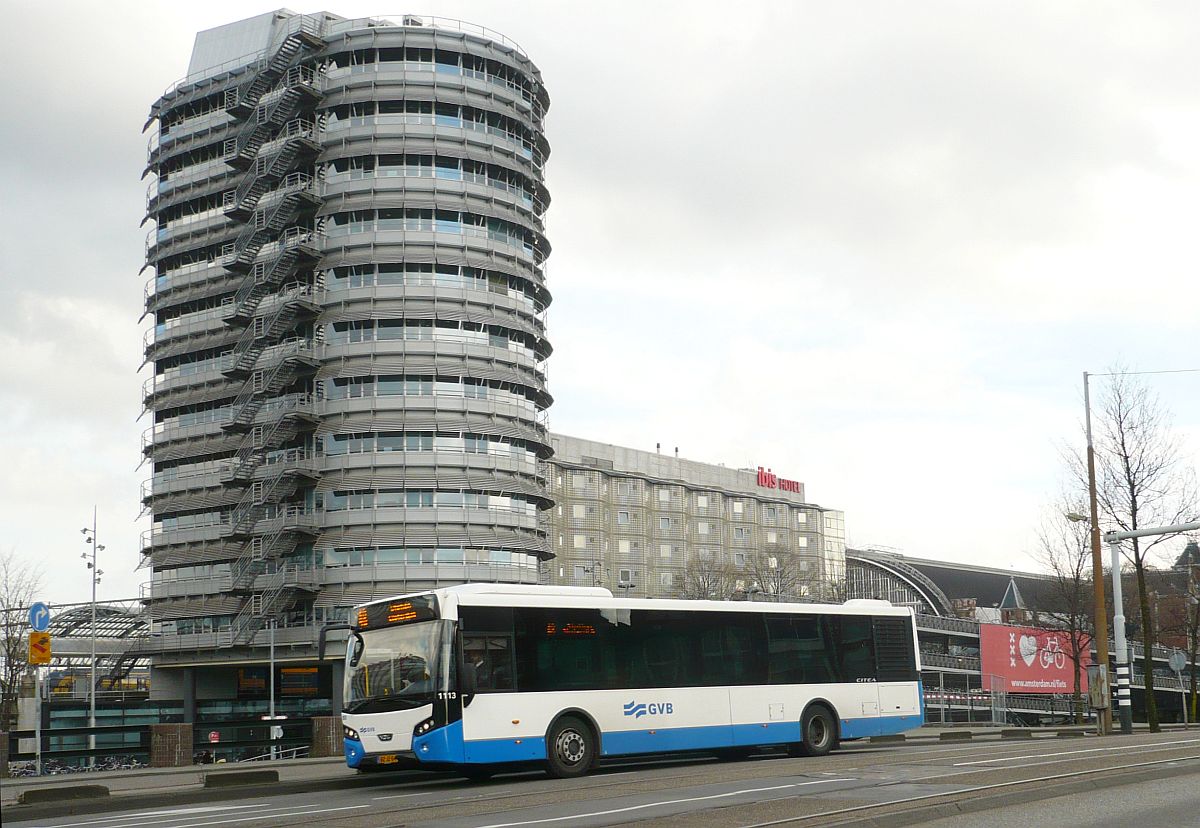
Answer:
[413, 717, 436, 737]
[344, 725, 360, 741]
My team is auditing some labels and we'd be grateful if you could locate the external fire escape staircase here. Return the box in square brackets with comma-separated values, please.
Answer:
[215, 25, 327, 648]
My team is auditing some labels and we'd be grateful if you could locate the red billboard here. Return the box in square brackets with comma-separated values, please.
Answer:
[979, 624, 1091, 694]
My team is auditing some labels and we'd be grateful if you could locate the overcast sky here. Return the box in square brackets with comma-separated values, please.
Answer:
[1, 1, 1197, 607]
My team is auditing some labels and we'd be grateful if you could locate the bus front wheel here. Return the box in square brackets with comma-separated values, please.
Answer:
[546, 716, 594, 778]
[789, 706, 837, 757]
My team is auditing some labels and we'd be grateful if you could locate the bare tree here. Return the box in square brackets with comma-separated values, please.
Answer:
[744, 545, 809, 602]
[1030, 505, 1095, 722]
[1076, 370, 1200, 731]
[676, 551, 736, 600]
[1, 548, 44, 731]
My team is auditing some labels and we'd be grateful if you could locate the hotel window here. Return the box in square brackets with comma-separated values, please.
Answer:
[767, 530, 777, 544]
[659, 543, 671, 558]
[572, 474, 587, 489]
[658, 488, 670, 503]
[618, 568, 635, 583]
[697, 521, 710, 535]
[696, 494, 708, 509]
[617, 510, 630, 525]
[572, 504, 586, 519]
[660, 572, 674, 588]
[796, 511, 807, 525]
[734, 552, 746, 567]
[797, 535, 808, 548]
[732, 501, 744, 516]
[573, 565, 588, 580]
[734, 527, 750, 540]
[618, 539, 631, 554]
[617, 480, 629, 495]
[765, 506, 777, 522]
[573, 534, 586, 549]
[659, 517, 671, 530]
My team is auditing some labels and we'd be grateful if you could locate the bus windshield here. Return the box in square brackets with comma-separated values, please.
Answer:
[345, 620, 444, 713]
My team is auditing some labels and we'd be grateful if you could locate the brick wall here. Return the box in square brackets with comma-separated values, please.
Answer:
[150, 723, 193, 767]
[310, 716, 341, 758]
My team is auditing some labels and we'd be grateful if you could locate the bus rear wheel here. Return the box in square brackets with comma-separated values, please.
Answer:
[789, 706, 837, 757]
[546, 716, 594, 779]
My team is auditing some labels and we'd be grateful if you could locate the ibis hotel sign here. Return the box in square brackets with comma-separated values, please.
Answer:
[756, 467, 802, 494]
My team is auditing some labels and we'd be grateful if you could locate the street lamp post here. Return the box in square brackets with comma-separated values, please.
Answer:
[1104, 520, 1200, 734]
[80, 509, 105, 765]
[1083, 372, 1113, 735]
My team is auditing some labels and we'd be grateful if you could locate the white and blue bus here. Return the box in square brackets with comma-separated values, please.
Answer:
[319, 584, 922, 779]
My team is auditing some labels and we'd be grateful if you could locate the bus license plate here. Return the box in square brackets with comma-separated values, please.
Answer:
[379, 754, 398, 764]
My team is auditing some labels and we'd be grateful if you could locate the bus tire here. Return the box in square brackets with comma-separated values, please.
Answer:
[546, 716, 595, 779]
[791, 705, 837, 757]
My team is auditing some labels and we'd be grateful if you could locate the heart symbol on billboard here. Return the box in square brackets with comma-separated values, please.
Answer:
[1019, 635, 1038, 667]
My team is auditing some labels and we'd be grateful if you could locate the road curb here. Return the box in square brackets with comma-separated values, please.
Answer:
[203, 769, 279, 787]
[18, 784, 109, 804]
[938, 731, 972, 741]
[869, 735, 906, 743]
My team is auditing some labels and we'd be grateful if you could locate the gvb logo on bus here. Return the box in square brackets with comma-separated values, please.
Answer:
[623, 700, 674, 719]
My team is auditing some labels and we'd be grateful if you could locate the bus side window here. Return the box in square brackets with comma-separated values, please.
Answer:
[833, 615, 876, 682]
[765, 617, 805, 684]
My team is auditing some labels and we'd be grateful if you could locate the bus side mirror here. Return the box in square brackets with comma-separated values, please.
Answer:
[318, 623, 354, 660]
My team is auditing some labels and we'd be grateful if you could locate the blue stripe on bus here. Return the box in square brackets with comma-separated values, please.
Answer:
[410, 711, 922, 766]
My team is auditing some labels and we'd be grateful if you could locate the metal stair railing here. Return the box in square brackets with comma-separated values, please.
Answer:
[231, 545, 266, 591]
[224, 226, 322, 322]
[222, 397, 318, 483]
[224, 66, 320, 167]
[223, 338, 319, 430]
[223, 282, 320, 376]
[224, 118, 323, 218]
[226, 458, 307, 536]
[222, 178, 316, 272]
[230, 592, 269, 645]
[223, 23, 322, 117]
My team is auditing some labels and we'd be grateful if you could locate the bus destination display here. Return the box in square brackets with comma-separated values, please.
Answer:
[357, 595, 438, 630]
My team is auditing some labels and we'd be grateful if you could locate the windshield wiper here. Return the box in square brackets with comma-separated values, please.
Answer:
[344, 693, 435, 714]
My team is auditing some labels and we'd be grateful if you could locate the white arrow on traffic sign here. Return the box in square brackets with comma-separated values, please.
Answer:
[28, 602, 51, 633]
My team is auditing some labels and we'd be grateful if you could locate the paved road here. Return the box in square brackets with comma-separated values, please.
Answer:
[9, 732, 1199, 828]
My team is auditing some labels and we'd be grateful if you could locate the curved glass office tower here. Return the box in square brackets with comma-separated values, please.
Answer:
[140, 11, 552, 661]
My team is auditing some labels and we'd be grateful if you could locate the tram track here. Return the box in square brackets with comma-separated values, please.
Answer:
[732, 753, 1200, 828]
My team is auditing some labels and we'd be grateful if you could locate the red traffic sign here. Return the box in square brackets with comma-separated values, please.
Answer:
[208, 731, 220, 744]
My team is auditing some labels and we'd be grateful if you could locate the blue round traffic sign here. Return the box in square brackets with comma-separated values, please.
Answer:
[28, 602, 51, 633]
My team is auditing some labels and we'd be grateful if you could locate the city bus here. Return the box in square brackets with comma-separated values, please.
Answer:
[319, 584, 922, 779]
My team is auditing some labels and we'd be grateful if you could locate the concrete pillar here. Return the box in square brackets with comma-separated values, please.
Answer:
[310, 716, 342, 758]
[181, 667, 196, 724]
[331, 660, 344, 716]
[150, 723, 193, 768]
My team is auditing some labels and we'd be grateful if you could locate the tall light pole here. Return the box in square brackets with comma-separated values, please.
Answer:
[80, 509, 105, 764]
[1083, 372, 1113, 735]
[1105, 521, 1200, 734]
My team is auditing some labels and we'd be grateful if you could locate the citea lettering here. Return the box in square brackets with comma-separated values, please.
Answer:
[756, 467, 801, 493]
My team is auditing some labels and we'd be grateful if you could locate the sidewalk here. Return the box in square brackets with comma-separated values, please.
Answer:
[0, 755, 355, 806]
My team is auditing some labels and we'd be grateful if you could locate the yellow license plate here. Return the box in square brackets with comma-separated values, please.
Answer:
[379, 754, 398, 764]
